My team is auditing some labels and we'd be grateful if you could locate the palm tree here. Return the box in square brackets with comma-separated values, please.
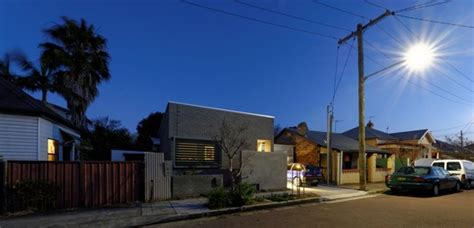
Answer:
[16, 54, 60, 103]
[0, 53, 20, 83]
[40, 17, 110, 127]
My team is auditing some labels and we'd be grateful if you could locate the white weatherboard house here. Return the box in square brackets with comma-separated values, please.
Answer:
[0, 77, 81, 161]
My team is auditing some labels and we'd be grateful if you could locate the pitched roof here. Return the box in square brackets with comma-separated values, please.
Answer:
[286, 128, 386, 153]
[343, 126, 398, 141]
[0, 77, 79, 131]
[390, 129, 428, 141]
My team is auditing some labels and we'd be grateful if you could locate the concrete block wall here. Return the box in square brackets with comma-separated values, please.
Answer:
[241, 150, 287, 191]
[172, 174, 223, 198]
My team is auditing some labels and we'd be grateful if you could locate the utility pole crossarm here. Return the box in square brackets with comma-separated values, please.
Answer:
[338, 10, 394, 45]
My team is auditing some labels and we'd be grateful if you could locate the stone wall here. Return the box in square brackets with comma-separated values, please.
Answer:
[172, 174, 223, 198]
[241, 150, 287, 191]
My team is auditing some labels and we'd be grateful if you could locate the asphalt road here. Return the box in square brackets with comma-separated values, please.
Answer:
[155, 190, 474, 228]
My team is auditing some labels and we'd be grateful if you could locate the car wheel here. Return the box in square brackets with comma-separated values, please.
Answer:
[454, 182, 461, 192]
[293, 177, 301, 187]
[390, 188, 399, 195]
[465, 180, 472, 190]
[432, 184, 440, 196]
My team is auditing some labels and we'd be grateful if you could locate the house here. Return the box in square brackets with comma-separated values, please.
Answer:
[343, 121, 438, 163]
[159, 101, 286, 197]
[0, 77, 81, 161]
[275, 122, 391, 185]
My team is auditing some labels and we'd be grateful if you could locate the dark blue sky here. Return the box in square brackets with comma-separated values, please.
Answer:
[1, 0, 473, 139]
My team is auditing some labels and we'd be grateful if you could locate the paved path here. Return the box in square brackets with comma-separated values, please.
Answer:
[156, 190, 474, 228]
[286, 183, 368, 200]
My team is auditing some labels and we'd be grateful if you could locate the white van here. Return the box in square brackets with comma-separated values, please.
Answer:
[431, 159, 474, 189]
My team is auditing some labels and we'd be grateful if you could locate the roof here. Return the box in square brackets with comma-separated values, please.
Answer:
[168, 101, 274, 119]
[286, 128, 386, 153]
[343, 126, 398, 141]
[0, 77, 79, 131]
[390, 129, 429, 141]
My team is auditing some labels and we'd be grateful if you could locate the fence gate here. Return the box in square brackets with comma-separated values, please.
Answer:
[144, 152, 171, 201]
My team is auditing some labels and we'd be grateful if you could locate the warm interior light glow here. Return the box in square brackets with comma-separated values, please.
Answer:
[404, 43, 435, 72]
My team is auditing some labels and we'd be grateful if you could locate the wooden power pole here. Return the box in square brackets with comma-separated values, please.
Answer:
[338, 10, 393, 191]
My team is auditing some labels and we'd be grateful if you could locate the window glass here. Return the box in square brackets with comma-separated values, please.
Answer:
[397, 167, 430, 175]
[447, 162, 461, 171]
[48, 139, 58, 161]
[432, 162, 444, 168]
[257, 139, 271, 152]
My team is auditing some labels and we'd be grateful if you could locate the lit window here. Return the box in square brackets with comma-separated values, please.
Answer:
[204, 146, 215, 161]
[48, 139, 58, 161]
[257, 139, 271, 152]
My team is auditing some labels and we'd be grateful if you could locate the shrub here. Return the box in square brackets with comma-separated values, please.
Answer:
[207, 187, 230, 209]
[266, 193, 295, 202]
[7, 180, 59, 212]
[230, 182, 255, 207]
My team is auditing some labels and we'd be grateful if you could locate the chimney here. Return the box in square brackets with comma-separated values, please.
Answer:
[297, 122, 308, 136]
[367, 120, 374, 129]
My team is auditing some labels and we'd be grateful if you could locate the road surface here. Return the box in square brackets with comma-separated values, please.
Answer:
[154, 190, 474, 228]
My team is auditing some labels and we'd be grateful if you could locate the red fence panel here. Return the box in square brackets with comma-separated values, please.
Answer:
[4, 161, 144, 211]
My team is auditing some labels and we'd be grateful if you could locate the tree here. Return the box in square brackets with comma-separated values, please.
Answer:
[16, 53, 61, 103]
[40, 17, 110, 128]
[136, 112, 163, 150]
[0, 52, 24, 85]
[81, 117, 135, 160]
[213, 120, 250, 189]
[445, 133, 473, 149]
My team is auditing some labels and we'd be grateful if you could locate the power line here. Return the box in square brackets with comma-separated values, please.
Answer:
[364, 39, 394, 60]
[445, 61, 474, 83]
[432, 121, 473, 132]
[234, 0, 352, 32]
[395, 0, 451, 13]
[312, 0, 369, 20]
[181, 0, 339, 40]
[404, 77, 473, 106]
[333, 39, 356, 103]
[364, 0, 387, 10]
[395, 14, 474, 29]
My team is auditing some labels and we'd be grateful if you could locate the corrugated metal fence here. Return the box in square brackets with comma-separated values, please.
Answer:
[144, 152, 171, 201]
[3, 161, 144, 210]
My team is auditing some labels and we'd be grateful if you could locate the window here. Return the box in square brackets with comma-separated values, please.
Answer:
[257, 139, 271, 152]
[447, 162, 461, 171]
[48, 139, 58, 161]
[175, 139, 220, 167]
[432, 162, 444, 169]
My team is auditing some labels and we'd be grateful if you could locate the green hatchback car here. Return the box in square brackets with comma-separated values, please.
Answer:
[386, 166, 461, 196]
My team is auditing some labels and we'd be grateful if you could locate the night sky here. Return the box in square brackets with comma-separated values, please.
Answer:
[1, 0, 473, 139]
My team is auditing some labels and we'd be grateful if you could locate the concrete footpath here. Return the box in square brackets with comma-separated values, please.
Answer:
[0, 186, 372, 227]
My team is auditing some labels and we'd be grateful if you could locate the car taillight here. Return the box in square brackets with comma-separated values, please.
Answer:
[461, 174, 465, 181]
[415, 177, 425, 183]
[385, 175, 391, 182]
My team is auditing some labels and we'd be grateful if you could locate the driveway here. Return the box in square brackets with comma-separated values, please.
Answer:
[286, 182, 367, 200]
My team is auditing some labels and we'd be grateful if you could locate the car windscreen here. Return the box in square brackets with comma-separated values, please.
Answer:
[396, 167, 431, 176]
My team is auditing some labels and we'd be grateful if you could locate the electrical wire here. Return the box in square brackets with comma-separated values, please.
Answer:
[234, 0, 352, 32]
[364, 0, 387, 10]
[395, 14, 474, 29]
[181, 0, 339, 40]
[312, 0, 369, 20]
[332, 39, 356, 103]
[395, 0, 452, 13]
[431, 121, 473, 132]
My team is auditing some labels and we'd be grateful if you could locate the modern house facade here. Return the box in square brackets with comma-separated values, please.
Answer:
[159, 101, 286, 196]
[0, 77, 80, 161]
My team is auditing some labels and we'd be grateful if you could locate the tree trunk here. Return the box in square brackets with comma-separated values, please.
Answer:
[41, 89, 48, 103]
[229, 157, 234, 190]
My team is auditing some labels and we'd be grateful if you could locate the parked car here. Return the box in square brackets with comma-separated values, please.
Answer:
[287, 163, 322, 186]
[431, 159, 474, 189]
[386, 166, 461, 196]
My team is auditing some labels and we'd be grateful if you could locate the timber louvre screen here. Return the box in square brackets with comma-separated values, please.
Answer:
[175, 139, 220, 167]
